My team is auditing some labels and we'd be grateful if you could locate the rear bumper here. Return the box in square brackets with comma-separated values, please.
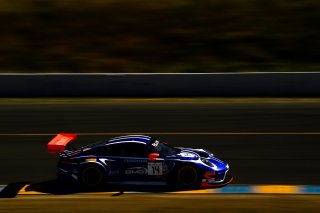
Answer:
[57, 166, 79, 182]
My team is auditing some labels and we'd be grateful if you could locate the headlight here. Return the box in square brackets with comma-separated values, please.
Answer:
[226, 164, 229, 169]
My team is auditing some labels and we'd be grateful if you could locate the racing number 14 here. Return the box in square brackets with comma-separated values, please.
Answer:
[148, 162, 163, 175]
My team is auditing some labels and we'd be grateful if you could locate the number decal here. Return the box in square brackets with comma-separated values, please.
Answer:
[148, 162, 163, 175]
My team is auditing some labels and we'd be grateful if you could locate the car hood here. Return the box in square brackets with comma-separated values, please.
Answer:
[166, 147, 228, 171]
[165, 148, 198, 160]
[168, 147, 213, 159]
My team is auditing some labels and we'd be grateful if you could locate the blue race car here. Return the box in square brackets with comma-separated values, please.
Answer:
[48, 133, 232, 189]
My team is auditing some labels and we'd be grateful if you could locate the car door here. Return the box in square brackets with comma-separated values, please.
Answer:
[123, 142, 167, 181]
[120, 142, 152, 181]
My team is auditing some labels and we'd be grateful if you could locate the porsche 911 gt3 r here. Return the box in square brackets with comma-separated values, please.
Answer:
[48, 133, 232, 189]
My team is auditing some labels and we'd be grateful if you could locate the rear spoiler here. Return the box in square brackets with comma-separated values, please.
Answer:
[47, 133, 77, 154]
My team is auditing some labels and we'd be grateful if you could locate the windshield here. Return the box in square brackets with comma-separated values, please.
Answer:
[151, 139, 178, 156]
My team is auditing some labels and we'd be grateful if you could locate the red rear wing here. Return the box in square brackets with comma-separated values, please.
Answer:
[47, 133, 77, 154]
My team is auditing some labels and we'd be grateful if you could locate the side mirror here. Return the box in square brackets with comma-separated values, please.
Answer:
[148, 153, 159, 161]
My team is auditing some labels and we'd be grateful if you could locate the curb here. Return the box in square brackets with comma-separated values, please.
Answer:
[215, 185, 320, 194]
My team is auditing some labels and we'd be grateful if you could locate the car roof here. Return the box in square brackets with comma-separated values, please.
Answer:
[106, 135, 153, 145]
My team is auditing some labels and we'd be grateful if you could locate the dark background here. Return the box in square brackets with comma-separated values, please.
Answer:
[1, 0, 320, 73]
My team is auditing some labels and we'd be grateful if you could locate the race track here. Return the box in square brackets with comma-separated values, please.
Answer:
[1, 100, 320, 185]
[1, 194, 320, 212]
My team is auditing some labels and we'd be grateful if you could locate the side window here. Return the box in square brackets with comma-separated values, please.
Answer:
[98, 144, 124, 156]
[123, 143, 150, 157]
[98, 143, 150, 157]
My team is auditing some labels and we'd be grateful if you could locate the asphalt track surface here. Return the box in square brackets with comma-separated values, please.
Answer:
[1, 194, 320, 213]
[1, 101, 320, 185]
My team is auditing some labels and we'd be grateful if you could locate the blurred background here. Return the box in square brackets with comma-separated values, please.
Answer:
[1, 0, 320, 73]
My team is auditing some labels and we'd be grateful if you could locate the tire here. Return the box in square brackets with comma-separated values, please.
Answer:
[79, 165, 104, 188]
[173, 165, 201, 189]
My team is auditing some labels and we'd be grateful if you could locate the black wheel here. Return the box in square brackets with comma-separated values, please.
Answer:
[173, 165, 201, 189]
[79, 165, 104, 188]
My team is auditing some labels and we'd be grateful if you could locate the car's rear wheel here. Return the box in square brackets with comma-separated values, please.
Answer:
[172, 165, 201, 189]
[79, 165, 104, 188]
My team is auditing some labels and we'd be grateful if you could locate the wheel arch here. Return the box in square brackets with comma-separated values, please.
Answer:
[172, 162, 202, 174]
[168, 161, 202, 188]
[79, 162, 108, 174]
[78, 162, 108, 188]
[169, 161, 202, 181]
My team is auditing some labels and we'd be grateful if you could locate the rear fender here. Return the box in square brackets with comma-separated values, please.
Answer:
[79, 161, 108, 175]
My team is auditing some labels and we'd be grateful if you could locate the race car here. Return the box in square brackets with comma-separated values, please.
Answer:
[48, 133, 232, 189]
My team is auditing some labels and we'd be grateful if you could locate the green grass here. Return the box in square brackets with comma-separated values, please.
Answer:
[1, 0, 320, 73]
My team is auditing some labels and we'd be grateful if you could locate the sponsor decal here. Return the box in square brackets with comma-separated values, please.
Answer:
[124, 159, 148, 163]
[125, 167, 148, 175]
[151, 140, 159, 147]
[109, 170, 120, 175]
[180, 152, 196, 158]
[56, 137, 69, 145]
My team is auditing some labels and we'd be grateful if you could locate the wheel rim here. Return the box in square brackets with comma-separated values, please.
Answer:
[177, 166, 198, 186]
[82, 167, 103, 187]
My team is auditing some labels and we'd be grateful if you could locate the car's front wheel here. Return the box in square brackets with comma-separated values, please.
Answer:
[172, 165, 201, 189]
[79, 165, 104, 188]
